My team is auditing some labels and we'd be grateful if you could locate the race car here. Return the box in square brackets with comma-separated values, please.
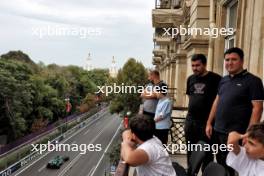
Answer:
[46, 155, 70, 169]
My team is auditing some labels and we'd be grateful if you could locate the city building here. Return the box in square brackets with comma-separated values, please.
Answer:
[152, 0, 264, 109]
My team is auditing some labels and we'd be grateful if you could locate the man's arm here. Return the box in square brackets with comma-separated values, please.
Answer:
[121, 142, 149, 166]
[140, 92, 157, 99]
[206, 95, 219, 138]
[248, 101, 263, 128]
[140, 87, 157, 99]
[154, 100, 172, 122]
[121, 130, 149, 166]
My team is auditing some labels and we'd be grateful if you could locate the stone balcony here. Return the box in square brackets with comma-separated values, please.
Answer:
[152, 48, 167, 58]
[152, 56, 162, 65]
[152, 8, 183, 28]
[153, 33, 173, 45]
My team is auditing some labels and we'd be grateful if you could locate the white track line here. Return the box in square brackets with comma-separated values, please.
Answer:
[90, 122, 122, 176]
[83, 129, 90, 135]
[37, 164, 46, 172]
[87, 165, 95, 176]
[58, 154, 82, 176]
[14, 114, 103, 176]
[57, 117, 117, 176]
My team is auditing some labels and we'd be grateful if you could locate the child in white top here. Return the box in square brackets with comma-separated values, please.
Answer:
[121, 114, 176, 176]
[226, 122, 264, 176]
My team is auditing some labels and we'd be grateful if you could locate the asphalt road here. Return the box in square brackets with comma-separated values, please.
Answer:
[13, 110, 122, 176]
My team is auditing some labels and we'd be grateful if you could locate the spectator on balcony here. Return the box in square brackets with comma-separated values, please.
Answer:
[226, 122, 264, 176]
[121, 114, 176, 176]
[206, 47, 264, 176]
[154, 82, 172, 144]
[140, 70, 166, 119]
[185, 53, 222, 171]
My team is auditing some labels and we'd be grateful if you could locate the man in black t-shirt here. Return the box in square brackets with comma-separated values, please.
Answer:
[206, 47, 264, 176]
[185, 54, 222, 173]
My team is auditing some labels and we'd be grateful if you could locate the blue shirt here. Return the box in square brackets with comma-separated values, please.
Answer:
[154, 97, 172, 129]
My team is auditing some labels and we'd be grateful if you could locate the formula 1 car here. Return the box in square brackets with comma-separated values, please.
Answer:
[46, 155, 70, 169]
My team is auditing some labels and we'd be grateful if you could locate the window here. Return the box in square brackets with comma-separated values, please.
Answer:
[225, 0, 237, 50]
[223, 0, 238, 75]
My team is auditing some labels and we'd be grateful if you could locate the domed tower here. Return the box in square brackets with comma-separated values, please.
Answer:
[84, 53, 93, 71]
[109, 56, 118, 78]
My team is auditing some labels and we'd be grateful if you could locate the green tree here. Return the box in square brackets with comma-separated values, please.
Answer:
[0, 50, 112, 143]
[0, 59, 33, 141]
[87, 69, 110, 86]
[110, 58, 147, 115]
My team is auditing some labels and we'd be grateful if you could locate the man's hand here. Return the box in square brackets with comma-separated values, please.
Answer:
[122, 130, 136, 147]
[122, 130, 132, 140]
[205, 123, 213, 139]
[205, 95, 219, 139]
[122, 130, 133, 142]
[154, 116, 162, 122]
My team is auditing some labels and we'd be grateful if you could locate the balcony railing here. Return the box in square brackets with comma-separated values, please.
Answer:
[170, 116, 186, 154]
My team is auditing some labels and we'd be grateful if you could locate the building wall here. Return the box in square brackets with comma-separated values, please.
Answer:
[152, 0, 264, 110]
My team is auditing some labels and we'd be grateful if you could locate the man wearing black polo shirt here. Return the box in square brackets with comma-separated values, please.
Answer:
[206, 47, 264, 175]
[185, 54, 222, 173]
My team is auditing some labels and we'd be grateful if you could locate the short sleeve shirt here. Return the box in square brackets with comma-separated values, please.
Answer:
[226, 147, 264, 176]
[143, 81, 167, 114]
[143, 82, 159, 113]
[136, 137, 177, 176]
[186, 71, 222, 122]
[215, 70, 264, 133]
[154, 97, 172, 129]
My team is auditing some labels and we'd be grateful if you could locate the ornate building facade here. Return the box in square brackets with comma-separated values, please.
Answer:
[152, 0, 264, 108]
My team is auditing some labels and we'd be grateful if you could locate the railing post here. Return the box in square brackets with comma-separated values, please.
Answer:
[114, 161, 129, 176]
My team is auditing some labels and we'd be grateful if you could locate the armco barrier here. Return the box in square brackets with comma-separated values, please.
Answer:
[0, 108, 107, 176]
[0, 107, 101, 156]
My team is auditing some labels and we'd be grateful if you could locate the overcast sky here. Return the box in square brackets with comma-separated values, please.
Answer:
[0, 0, 155, 69]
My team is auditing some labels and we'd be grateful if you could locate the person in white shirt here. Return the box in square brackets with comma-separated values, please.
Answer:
[121, 114, 177, 176]
[226, 122, 264, 176]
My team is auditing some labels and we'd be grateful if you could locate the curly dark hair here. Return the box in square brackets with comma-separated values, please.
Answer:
[129, 114, 155, 141]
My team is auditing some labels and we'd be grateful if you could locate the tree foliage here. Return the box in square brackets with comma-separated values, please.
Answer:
[110, 58, 147, 116]
[0, 51, 111, 142]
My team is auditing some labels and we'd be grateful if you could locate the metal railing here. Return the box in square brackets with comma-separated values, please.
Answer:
[0, 108, 100, 156]
[170, 116, 186, 154]
[0, 107, 108, 175]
